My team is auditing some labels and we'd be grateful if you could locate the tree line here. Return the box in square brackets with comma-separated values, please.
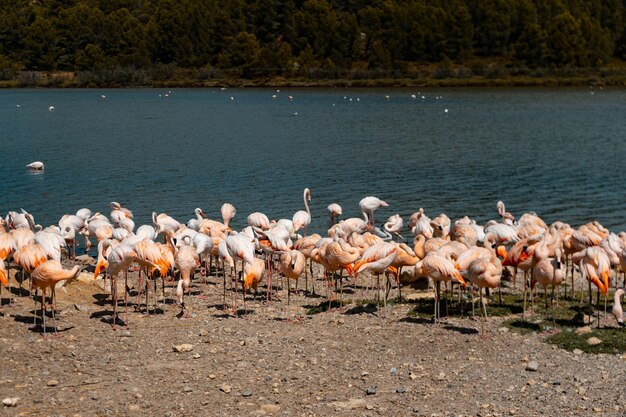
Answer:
[1, 0, 626, 82]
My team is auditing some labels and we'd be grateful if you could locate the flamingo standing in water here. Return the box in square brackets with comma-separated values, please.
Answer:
[31, 260, 81, 336]
[327, 203, 342, 227]
[359, 196, 388, 229]
[26, 161, 45, 171]
[292, 188, 311, 236]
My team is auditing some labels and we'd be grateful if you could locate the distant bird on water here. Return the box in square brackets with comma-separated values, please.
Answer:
[27, 161, 45, 171]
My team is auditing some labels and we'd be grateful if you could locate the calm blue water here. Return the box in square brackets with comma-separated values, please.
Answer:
[1, 87, 624, 233]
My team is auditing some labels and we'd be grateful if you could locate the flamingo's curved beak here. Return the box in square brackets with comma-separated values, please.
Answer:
[94, 259, 107, 279]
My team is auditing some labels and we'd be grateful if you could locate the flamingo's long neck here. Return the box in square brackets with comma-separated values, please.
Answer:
[303, 190, 311, 217]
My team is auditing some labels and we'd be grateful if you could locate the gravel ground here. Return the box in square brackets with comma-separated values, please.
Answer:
[0, 262, 624, 417]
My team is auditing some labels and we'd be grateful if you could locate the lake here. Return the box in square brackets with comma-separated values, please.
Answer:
[1, 87, 624, 233]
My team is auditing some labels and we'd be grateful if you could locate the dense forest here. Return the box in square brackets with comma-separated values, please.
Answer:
[2, 0, 626, 85]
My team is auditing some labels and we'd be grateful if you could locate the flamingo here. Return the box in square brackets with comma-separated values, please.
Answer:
[173, 236, 200, 317]
[384, 214, 404, 241]
[389, 243, 419, 299]
[484, 220, 518, 245]
[219, 234, 256, 313]
[496, 201, 515, 224]
[292, 188, 311, 236]
[416, 252, 466, 324]
[133, 238, 169, 314]
[327, 203, 342, 226]
[247, 212, 270, 230]
[152, 211, 181, 236]
[359, 196, 388, 229]
[323, 237, 360, 298]
[466, 244, 503, 332]
[35, 227, 66, 262]
[187, 208, 207, 230]
[612, 288, 624, 327]
[27, 161, 45, 170]
[353, 242, 397, 309]
[430, 213, 450, 239]
[0, 260, 6, 291]
[59, 214, 84, 259]
[279, 249, 305, 302]
[109, 202, 133, 224]
[243, 257, 265, 305]
[410, 208, 433, 238]
[94, 239, 138, 326]
[7, 210, 35, 230]
[293, 233, 321, 294]
[31, 260, 81, 336]
[574, 246, 611, 325]
[136, 225, 158, 241]
[76, 208, 93, 221]
[221, 203, 236, 228]
[531, 241, 564, 325]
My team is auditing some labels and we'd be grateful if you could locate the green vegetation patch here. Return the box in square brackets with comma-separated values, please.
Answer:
[546, 328, 626, 354]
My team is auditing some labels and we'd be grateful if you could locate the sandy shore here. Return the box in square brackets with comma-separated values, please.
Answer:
[0, 262, 624, 417]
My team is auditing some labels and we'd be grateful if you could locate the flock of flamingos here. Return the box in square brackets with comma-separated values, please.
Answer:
[0, 188, 625, 336]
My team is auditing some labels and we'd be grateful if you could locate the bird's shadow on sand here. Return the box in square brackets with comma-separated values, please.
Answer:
[344, 303, 378, 315]
[399, 316, 479, 334]
[212, 309, 254, 319]
[13, 313, 75, 334]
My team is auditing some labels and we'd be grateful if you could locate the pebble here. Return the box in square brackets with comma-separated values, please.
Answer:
[219, 384, 231, 393]
[390, 367, 397, 375]
[2, 397, 19, 407]
[242, 391, 252, 397]
[396, 386, 406, 393]
[209, 374, 216, 379]
[128, 404, 140, 411]
[192, 353, 201, 359]
[74, 303, 90, 312]
[199, 328, 209, 337]
[573, 349, 583, 355]
[586, 337, 602, 346]
[173, 344, 194, 352]
[526, 361, 539, 372]
[498, 327, 509, 333]
[260, 404, 280, 413]
[366, 385, 377, 395]
[409, 372, 417, 380]
[575, 326, 592, 335]
[47, 379, 59, 387]
[436, 372, 446, 381]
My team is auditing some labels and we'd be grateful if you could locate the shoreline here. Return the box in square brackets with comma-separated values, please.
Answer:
[3, 73, 626, 89]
